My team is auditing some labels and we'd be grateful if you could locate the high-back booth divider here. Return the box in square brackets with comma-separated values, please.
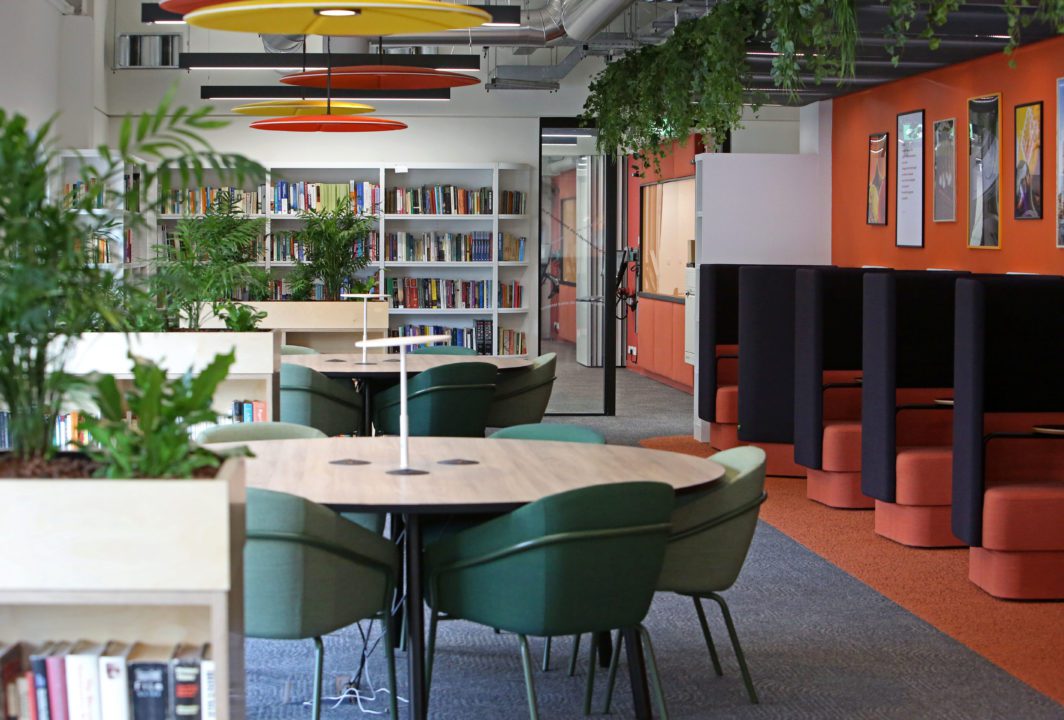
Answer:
[793, 266, 879, 507]
[698, 264, 742, 449]
[862, 271, 967, 547]
[736, 265, 812, 477]
[952, 275, 1064, 599]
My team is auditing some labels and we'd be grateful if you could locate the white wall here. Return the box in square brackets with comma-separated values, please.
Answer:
[0, 0, 62, 128]
[730, 105, 801, 154]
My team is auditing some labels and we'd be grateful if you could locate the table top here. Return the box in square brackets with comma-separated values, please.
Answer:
[283, 352, 532, 378]
[1032, 424, 1064, 436]
[229, 436, 725, 513]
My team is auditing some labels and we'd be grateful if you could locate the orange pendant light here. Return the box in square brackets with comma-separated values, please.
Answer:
[282, 64, 478, 91]
[249, 115, 407, 132]
[159, 0, 227, 13]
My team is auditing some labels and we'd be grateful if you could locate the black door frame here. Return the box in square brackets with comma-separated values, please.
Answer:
[538, 116, 618, 416]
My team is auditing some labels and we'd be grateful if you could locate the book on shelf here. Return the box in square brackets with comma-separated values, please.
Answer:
[498, 234, 526, 262]
[271, 180, 380, 216]
[499, 190, 527, 215]
[99, 643, 134, 720]
[384, 231, 492, 263]
[474, 319, 494, 355]
[270, 230, 378, 263]
[169, 645, 203, 719]
[199, 648, 215, 720]
[162, 185, 266, 216]
[384, 184, 494, 215]
[497, 328, 527, 356]
[388, 324, 479, 354]
[384, 277, 492, 310]
[498, 280, 523, 309]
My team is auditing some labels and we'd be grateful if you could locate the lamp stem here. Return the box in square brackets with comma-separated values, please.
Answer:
[361, 297, 369, 364]
[399, 344, 409, 470]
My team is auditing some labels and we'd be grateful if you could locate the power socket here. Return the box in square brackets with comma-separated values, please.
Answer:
[627, 345, 637, 357]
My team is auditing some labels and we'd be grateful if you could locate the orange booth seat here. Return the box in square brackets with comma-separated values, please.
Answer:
[697, 264, 742, 452]
[709, 344, 739, 450]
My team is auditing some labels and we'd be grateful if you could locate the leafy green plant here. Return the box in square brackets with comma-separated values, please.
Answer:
[0, 86, 264, 463]
[288, 198, 374, 301]
[79, 351, 244, 479]
[215, 301, 267, 331]
[153, 192, 268, 329]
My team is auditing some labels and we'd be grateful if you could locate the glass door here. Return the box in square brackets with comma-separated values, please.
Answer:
[538, 120, 619, 415]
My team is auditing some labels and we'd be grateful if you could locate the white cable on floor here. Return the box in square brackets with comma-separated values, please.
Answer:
[305, 620, 408, 715]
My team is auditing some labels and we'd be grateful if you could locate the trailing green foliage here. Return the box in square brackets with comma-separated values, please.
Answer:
[153, 191, 268, 329]
[288, 198, 374, 301]
[80, 352, 246, 479]
[215, 301, 267, 331]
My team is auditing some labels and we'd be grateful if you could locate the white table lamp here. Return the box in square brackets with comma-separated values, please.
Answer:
[356, 333, 452, 474]
[341, 292, 390, 365]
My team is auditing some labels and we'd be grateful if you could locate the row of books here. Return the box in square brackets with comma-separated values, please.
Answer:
[498, 234, 527, 262]
[383, 231, 493, 263]
[498, 190, 527, 216]
[269, 180, 380, 216]
[64, 179, 105, 210]
[497, 328, 528, 356]
[0, 641, 215, 720]
[498, 280, 524, 309]
[0, 412, 88, 453]
[161, 186, 266, 216]
[269, 231, 378, 263]
[384, 185, 493, 216]
[384, 277, 492, 310]
[473, 319, 495, 355]
[388, 324, 480, 354]
[269, 279, 334, 301]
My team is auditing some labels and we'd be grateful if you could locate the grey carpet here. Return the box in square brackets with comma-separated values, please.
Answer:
[244, 523, 1063, 719]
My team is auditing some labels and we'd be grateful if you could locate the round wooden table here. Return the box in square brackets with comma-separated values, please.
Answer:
[283, 352, 532, 379]
[235, 436, 725, 720]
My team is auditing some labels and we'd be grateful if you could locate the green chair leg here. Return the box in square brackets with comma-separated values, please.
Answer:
[517, 634, 541, 720]
[601, 630, 623, 715]
[542, 636, 552, 672]
[707, 592, 759, 704]
[426, 610, 439, 701]
[637, 625, 670, 720]
[384, 616, 400, 719]
[568, 634, 581, 677]
[583, 633, 599, 715]
[312, 636, 324, 720]
[693, 596, 724, 677]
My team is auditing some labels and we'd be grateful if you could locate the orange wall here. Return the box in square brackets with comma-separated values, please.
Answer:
[625, 138, 703, 391]
[832, 36, 1064, 273]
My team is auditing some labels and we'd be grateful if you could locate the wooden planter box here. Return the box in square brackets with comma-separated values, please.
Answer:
[199, 301, 389, 354]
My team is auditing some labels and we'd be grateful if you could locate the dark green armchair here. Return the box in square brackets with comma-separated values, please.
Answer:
[423, 481, 675, 719]
[245, 488, 399, 720]
[281, 344, 319, 356]
[280, 363, 364, 437]
[486, 353, 557, 428]
[372, 361, 497, 437]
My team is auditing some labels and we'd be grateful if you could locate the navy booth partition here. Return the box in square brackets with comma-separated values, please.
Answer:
[735, 265, 809, 477]
[697, 264, 742, 449]
[862, 271, 966, 547]
[952, 275, 1064, 599]
[793, 267, 875, 507]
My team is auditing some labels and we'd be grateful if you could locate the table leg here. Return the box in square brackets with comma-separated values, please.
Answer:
[361, 381, 372, 435]
[390, 514, 405, 650]
[404, 514, 428, 720]
[622, 627, 653, 719]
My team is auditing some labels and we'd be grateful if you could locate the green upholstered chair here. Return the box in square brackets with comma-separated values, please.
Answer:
[245, 488, 399, 720]
[198, 422, 383, 533]
[411, 345, 478, 355]
[423, 481, 675, 719]
[196, 421, 326, 444]
[486, 353, 557, 428]
[372, 361, 497, 437]
[490, 423, 604, 444]
[280, 363, 364, 437]
[602, 445, 768, 709]
[281, 344, 319, 356]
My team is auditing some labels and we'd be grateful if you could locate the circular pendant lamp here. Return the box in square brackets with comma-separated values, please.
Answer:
[233, 99, 375, 116]
[159, 0, 227, 13]
[250, 115, 407, 132]
[185, 0, 492, 36]
[282, 64, 478, 91]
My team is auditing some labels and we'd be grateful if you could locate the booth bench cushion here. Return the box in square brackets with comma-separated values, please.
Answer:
[716, 385, 739, 424]
[895, 447, 953, 506]
[822, 421, 861, 472]
[982, 483, 1064, 551]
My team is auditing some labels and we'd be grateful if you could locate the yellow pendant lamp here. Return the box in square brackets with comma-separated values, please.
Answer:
[185, 0, 492, 36]
[232, 99, 375, 116]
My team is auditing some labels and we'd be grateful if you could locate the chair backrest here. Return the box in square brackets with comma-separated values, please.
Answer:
[486, 353, 558, 427]
[698, 263, 742, 423]
[245, 488, 397, 639]
[197, 421, 327, 445]
[393, 361, 498, 437]
[281, 344, 319, 356]
[280, 363, 363, 436]
[489, 423, 604, 444]
[412, 345, 478, 355]
[425, 481, 674, 637]
[657, 446, 767, 595]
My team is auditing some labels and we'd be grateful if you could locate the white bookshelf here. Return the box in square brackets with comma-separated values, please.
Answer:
[154, 162, 536, 357]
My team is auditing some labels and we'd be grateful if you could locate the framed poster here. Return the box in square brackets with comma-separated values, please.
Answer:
[968, 94, 1001, 249]
[1057, 78, 1064, 248]
[896, 110, 925, 247]
[1014, 101, 1043, 220]
[867, 132, 889, 225]
[933, 118, 956, 222]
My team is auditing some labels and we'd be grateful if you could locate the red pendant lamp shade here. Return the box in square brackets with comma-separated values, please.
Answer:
[282, 64, 479, 91]
[159, 0, 227, 13]
[249, 115, 407, 132]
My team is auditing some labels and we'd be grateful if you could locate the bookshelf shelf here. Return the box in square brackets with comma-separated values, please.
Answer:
[383, 214, 494, 221]
[385, 261, 492, 268]
[498, 214, 529, 221]
[497, 261, 529, 267]
[497, 307, 529, 314]
[390, 307, 491, 315]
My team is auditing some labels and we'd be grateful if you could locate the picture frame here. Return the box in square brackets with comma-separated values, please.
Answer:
[1014, 101, 1043, 220]
[866, 132, 889, 226]
[896, 110, 925, 247]
[932, 118, 956, 222]
[967, 94, 1001, 250]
